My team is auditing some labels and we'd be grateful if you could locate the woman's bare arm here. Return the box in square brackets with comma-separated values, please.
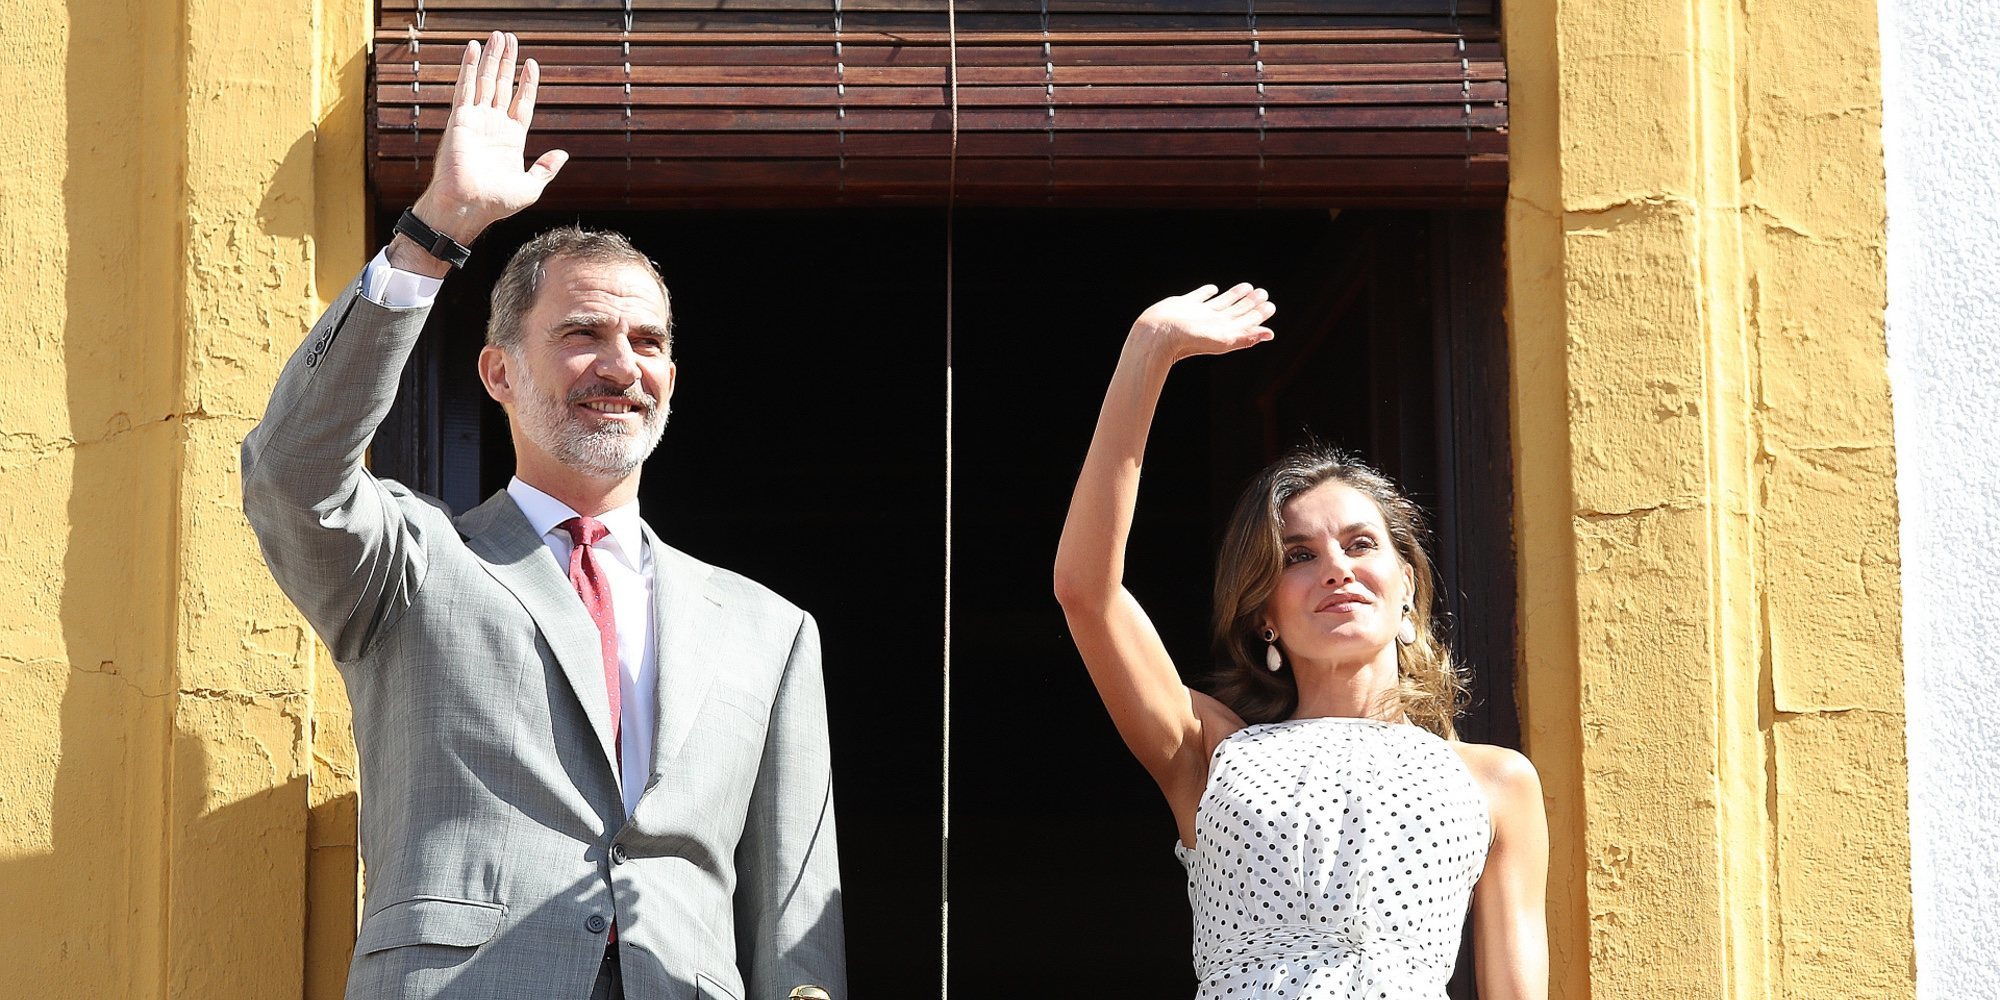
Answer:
[1461, 744, 1551, 1000]
[1053, 284, 1274, 832]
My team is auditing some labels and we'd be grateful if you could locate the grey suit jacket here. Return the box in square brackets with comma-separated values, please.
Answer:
[242, 273, 844, 1000]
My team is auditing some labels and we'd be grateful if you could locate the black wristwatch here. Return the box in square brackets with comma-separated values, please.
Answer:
[393, 209, 473, 270]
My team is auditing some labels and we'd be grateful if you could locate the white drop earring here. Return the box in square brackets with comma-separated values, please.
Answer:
[1397, 604, 1417, 646]
[1262, 627, 1283, 672]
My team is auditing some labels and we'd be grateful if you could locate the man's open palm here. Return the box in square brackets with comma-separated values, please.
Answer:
[422, 31, 568, 239]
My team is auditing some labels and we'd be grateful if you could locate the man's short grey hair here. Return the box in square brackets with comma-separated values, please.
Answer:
[486, 225, 672, 353]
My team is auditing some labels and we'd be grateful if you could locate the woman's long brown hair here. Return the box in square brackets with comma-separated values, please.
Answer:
[1209, 446, 1467, 738]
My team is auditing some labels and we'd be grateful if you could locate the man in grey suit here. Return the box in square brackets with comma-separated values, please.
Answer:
[242, 32, 843, 1000]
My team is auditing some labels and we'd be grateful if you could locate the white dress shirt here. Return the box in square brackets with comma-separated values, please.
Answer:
[360, 248, 444, 309]
[507, 477, 659, 819]
[357, 254, 659, 818]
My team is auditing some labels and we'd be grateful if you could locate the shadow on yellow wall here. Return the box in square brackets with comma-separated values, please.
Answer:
[0, 4, 362, 991]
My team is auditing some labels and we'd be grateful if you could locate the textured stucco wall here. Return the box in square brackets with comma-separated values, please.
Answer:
[0, 1, 369, 996]
[1, 0, 1925, 995]
[1505, 0, 1911, 996]
[0, 3, 181, 994]
[1879, 2, 2000, 997]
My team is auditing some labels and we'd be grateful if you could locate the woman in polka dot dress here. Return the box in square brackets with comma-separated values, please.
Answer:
[1053, 283, 1550, 999]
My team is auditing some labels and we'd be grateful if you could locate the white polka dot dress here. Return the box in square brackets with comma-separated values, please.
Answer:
[1173, 718, 1491, 999]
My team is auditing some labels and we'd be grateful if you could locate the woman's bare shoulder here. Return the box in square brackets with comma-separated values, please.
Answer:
[1447, 741, 1544, 805]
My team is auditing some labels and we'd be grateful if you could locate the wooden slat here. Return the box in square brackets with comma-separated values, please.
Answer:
[378, 28, 1500, 44]
[389, 13, 1476, 32]
[377, 40, 1504, 72]
[376, 130, 1508, 160]
[387, 102, 1503, 130]
[374, 156, 1507, 191]
[380, 0, 1492, 14]
[375, 128, 1507, 159]
[378, 59, 1507, 86]
[369, 1, 1506, 208]
[373, 1, 1487, 18]
[369, 158, 1507, 208]
[377, 80, 1507, 107]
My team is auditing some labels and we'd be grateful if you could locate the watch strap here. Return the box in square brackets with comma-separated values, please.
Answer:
[393, 209, 472, 270]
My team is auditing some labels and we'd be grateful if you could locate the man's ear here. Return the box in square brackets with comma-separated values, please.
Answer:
[478, 345, 514, 406]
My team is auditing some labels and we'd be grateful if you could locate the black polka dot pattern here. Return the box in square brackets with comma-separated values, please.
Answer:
[1173, 718, 1491, 998]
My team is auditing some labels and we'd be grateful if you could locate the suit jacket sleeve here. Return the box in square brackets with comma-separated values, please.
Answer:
[735, 611, 847, 999]
[240, 273, 436, 662]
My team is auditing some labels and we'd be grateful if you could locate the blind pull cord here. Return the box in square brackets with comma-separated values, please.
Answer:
[1250, 0, 1266, 192]
[622, 2, 635, 201]
[941, 0, 960, 993]
[835, 0, 846, 190]
[408, 9, 423, 173]
[1451, 0, 1471, 198]
[1042, 0, 1055, 190]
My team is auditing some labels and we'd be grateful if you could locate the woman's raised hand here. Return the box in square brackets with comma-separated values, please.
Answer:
[1129, 283, 1277, 362]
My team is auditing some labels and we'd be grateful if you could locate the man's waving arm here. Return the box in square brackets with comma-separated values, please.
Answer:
[241, 31, 565, 659]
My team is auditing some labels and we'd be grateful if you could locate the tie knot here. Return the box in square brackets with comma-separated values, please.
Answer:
[558, 515, 610, 548]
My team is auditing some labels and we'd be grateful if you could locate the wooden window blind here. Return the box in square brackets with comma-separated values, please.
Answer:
[370, 1, 1506, 208]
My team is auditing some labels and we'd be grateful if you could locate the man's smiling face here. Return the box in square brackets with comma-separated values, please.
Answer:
[495, 254, 677, 481]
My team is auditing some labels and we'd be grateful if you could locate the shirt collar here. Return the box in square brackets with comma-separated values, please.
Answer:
[506, 476, 646, 573]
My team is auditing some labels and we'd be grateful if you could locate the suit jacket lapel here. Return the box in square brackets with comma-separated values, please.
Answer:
[458, 490, 620, 775]
[643, 522, 723, 779]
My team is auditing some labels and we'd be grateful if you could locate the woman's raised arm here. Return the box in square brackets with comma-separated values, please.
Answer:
[1053, 283, 1275, 824]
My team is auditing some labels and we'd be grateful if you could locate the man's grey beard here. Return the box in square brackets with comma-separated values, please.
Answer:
[510, 354, 669, 478]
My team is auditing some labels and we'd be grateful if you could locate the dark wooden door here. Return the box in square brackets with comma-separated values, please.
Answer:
[371, 205, 1512, 1000]
[373, 206, 951, 1000]
[947, 207, 1513, 998]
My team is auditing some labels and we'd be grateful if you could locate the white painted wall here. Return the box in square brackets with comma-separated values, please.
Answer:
[1879, 1, 2000, 994]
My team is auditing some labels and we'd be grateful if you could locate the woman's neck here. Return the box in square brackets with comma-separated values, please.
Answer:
[1289, 646, 1403, 721]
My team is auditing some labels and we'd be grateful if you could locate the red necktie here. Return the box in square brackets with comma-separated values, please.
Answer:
[561, 516, 625, 942]
[559, 516, 621, 758]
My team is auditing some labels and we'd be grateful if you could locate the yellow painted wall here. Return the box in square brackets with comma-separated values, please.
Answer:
[0, 0, 1911, 996]
[0, 0, 368, 996]
[1503, 0, 1912, 997]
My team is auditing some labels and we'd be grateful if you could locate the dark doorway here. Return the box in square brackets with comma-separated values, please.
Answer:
[371, 205, 1513, 999]
[946, 208, 1514, 998]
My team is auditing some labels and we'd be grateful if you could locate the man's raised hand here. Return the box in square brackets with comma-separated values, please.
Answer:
[412, 31, 569, 246]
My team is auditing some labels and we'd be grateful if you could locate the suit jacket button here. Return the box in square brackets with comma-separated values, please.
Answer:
[610, 844, 629, 865]
[585, 914, 608, 934]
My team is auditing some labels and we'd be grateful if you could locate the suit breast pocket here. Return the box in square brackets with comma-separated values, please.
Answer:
[708, 682, 771, 729]
[696, 971, 744, 1000]
[354, 895, 506, 954]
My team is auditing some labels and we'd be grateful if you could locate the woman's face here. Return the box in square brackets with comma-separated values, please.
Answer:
[1265, 480, 1412, 667]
